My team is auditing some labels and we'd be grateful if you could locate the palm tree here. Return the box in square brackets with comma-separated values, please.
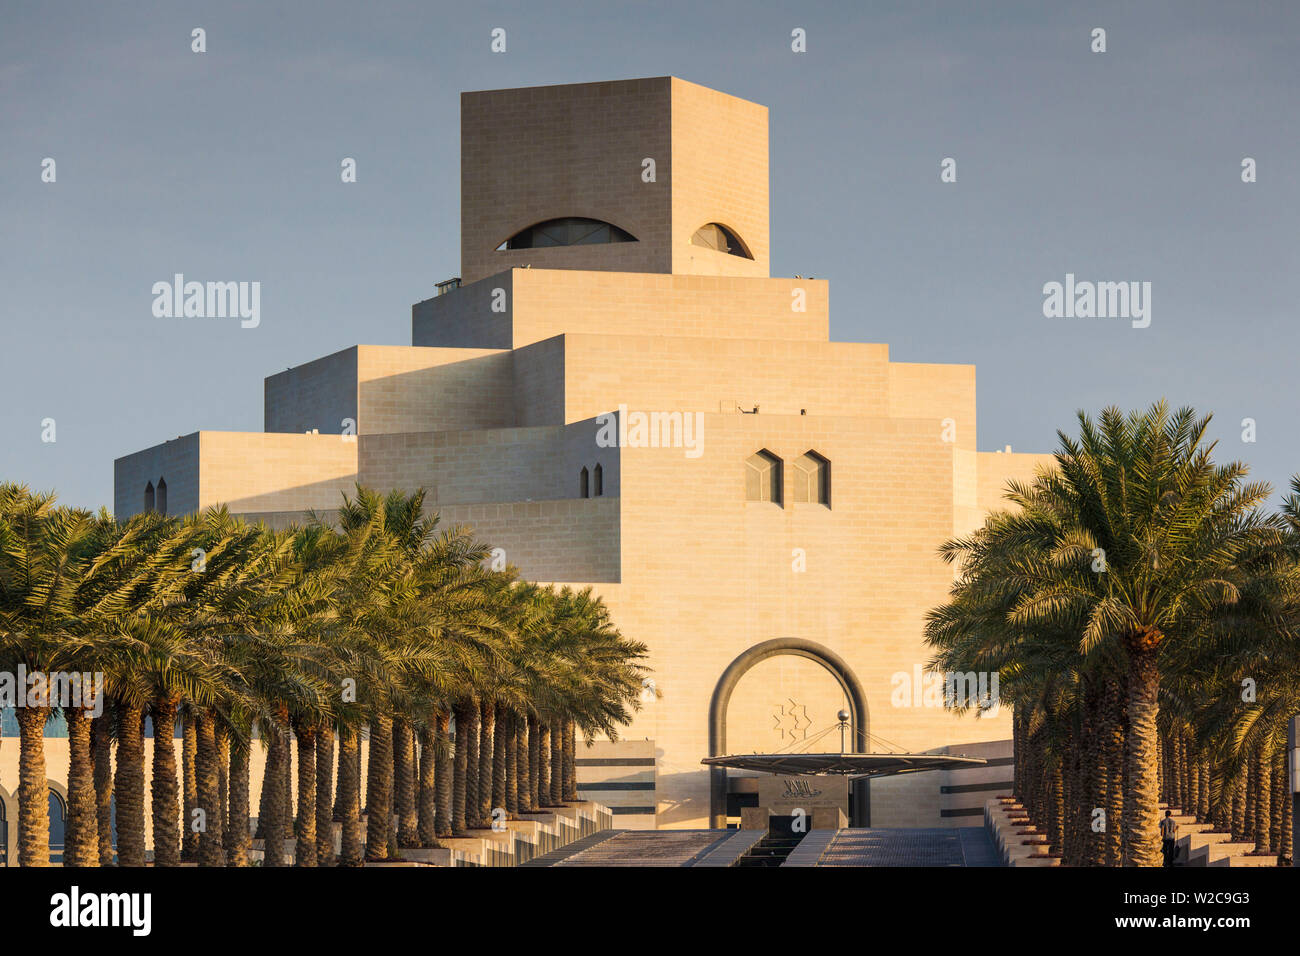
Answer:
[0, 486, 105, 866]
[0, 479, 651, 868]
[926, 403, 1286, 865]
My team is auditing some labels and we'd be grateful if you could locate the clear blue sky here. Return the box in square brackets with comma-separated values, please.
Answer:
[2, 0, 1297, 510]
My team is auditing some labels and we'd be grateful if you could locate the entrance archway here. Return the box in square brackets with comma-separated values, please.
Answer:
[708, 638, 870, 828]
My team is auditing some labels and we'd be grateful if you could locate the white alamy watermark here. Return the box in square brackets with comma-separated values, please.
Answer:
[50, 886, 151, 936]
[595, 404, 704, 459]
[152, 274, 260, 328]
[0, 667, 104, 717]
[891, 665, 1000, 715]
[1042, 273, 1150, 329]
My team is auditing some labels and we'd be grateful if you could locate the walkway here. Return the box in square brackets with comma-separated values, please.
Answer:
[816, 827, 1003, 867]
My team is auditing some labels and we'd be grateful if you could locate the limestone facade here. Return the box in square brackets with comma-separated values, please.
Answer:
[114, 76, 1054, 829]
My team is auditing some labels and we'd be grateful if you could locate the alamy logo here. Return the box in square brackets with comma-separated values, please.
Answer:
[595, 404, 704, 459]
[891, 665, 1000, 715]
[1042, 273, 1151, 329]
[152, 274, 260, 328]
[0, 667, 104, 717]
[50, 886, 152, 936]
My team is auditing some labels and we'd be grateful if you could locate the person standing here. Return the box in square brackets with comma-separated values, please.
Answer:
[1160, 810, 1179, 867]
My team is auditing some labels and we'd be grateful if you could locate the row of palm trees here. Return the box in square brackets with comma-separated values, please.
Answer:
[927, 402, 1297, 866]
[0, 483, 648, 866]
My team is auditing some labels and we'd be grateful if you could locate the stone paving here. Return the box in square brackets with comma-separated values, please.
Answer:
[818, 827, 1003, 867]
[530, 826, 1005, 867]
[556, 829, 732, 866]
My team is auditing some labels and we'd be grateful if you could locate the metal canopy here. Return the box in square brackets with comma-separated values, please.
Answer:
[701, 752, 987, 778]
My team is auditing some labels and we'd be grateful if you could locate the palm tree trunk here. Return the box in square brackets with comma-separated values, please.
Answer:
[1209, 764, 1228, 831]
[255, 726, 271, 843]
[1100, 678, 1124, 866]
[1011, 707, 1021, 799]
[563, 720, 578, 802]
[492, 705, 508, 813]
[517, 714, 533, 812]
[477, 699, 494, 828]
[1232, 766, 1247, 843]
[394, 719, 418, 847]
[460, 703, 479, 830]
[1065, 719, 1085, 866]
[92, 707, 114, 864]
[451, 702, 470, 835]
[337, 727, 363, 866]
[227, 739, 251, 866]
[114, 703, 146, 866]
[527, 714, 540, 811]
[1245, 756, 1258, 845]
[1122, 633, 1161, 866]
[549, 723, 563, 806]
[1155, 726, 1165, 808]
[182, 714, 198, 860]
[196, 711, 224, 866]
[262, 717, 290, 867]
[294, 724, 317, 866]
[537, 724, 551, 807]
[505, 711, 520, 816]
[417, 726, 441, 848]
[149, 696, 180, 866]
[16, 705, 51, 867]
[64, 707, 99, 867]
[1252, 746, 1271, 853]
[365, 711, 393, 860]
[1198, 753, 1211, 822]
[1276, 746, 1293, 865]
[315, 728, 335, 866]
[1045, 754, 1064, 857]
[216, 725, 229, 846]
[434, 711, 452, 837]
[281, 733, 294, 848]
[1268, 743, 1282, 855]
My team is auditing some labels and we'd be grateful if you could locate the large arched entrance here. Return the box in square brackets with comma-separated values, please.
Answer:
[708, 638, 870, 828]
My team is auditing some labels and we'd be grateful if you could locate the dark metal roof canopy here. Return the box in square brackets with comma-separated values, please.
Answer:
[701, 752, 987, 778]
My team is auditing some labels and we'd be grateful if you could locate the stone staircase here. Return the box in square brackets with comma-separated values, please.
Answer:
[248, 802, 613, 867]
[1161, 804, 1274, 868]
[985, 798, 1281, 868]
[436, 803, 614, 867]
[985, 798, 1059, 866]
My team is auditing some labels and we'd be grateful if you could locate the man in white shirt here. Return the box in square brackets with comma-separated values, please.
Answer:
[1160, 810, 1179, 866]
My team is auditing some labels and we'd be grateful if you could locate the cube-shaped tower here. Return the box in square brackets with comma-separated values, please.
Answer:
[460, 77, 770, 284]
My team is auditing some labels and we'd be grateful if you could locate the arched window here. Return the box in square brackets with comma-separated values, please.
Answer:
[793, 451, 830, 506]
[143, 481, 155, 513]
[580, 467, 590, 499]
[593, 464, 604, 497]
[745, 450, 782, 504]
[48, 789, 66, 864]
[156, 477, 168, 516]
[498, 217, 636, 250]
[690, 223, 752, 259]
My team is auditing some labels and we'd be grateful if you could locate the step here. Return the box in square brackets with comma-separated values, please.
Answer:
[1190, 841, 1255, 866]
[1208, 852, 1277, 867]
